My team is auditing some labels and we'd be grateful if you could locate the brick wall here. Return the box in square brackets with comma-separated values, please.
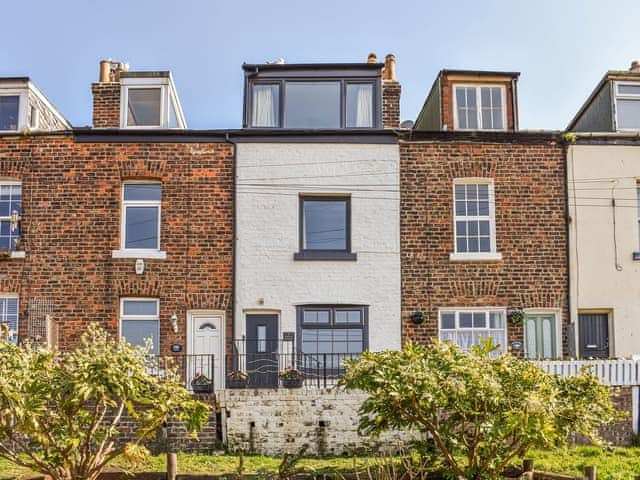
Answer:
[400, 133, 568, 356]
[92, 83, 121, 128]
[0, 133, 233, 354]
[382, 80, 401, 128]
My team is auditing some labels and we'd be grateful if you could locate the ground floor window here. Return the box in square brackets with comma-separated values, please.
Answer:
[297, 305, 368, 368]
[0, 296, 18, 343]
[439, 309, 506, 354]
[120, 298, 159, 354]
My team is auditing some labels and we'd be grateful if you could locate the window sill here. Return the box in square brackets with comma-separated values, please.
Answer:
[449, 252, 502, 262]
[10, 251, 25, 259]
[112, 250, 167, 260]
[294, 251, 357, 261]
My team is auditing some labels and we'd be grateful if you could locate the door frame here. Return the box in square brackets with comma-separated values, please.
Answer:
[186, 309, 226, 390]
[577, 309, 612, 358]
[523, 308, 562, 359]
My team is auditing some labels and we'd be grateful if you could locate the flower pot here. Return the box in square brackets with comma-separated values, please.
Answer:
[281, 377, 303, 388]
[191, 383, 213, 393]
[227, 378, 248, 389]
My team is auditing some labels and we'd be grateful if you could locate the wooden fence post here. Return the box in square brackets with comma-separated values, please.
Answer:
[584, 465, 596, 480]
[167, 452, 178, 480]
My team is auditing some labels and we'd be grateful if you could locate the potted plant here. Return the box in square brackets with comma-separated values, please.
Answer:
[508, 308, 525, 324]
[190, 372, 213, 393]
[226, 370, 248, 389]
[279, 367, 303, 388]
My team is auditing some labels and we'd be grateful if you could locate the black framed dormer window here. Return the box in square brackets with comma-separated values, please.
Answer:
[294, 196, 356, 261]
[244, 64, 382, 129]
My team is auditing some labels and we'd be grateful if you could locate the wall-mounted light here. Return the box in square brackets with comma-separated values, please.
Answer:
[170, 313, 179, 334]
[135, 258, 145, 275]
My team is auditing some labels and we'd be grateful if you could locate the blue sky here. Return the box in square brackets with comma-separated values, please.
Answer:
[3, 0, 640, 130]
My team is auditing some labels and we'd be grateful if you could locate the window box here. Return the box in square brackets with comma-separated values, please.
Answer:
[281, 377, 303, 389]
[191, 383, 214, 394]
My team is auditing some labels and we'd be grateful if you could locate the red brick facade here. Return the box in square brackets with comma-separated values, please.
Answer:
[0, 133, 233, 353]
[400, 132, 568, 356]
[382, 80, 401, 128]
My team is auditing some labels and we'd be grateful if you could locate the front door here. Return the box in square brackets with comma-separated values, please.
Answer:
[579, 313, 609, 358]
[246, 314, 279, 388]
[524, 314, 557, 359]
[188, 312, 224, 390]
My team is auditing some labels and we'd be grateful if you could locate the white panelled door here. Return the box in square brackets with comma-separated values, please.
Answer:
[188, 312, 224, 390]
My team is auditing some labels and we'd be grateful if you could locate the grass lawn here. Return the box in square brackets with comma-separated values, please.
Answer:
[1, 447, 639, 479]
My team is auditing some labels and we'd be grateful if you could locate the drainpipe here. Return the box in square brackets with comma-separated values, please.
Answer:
[562, 138, 575, 358]
[511, 77, 519, 131]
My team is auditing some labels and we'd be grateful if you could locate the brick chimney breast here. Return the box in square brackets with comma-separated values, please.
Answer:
[381, 53, 401, 128]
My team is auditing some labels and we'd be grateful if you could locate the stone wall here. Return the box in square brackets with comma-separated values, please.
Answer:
[218, 388, 422, 456]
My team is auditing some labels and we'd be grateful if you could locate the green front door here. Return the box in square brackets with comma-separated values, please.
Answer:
[524, 314, 557, 359]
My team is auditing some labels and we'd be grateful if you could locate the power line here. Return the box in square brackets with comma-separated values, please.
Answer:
[238, 158, 396, 169]
[236, 190, 399, 201]
[240, 171, 397, 181]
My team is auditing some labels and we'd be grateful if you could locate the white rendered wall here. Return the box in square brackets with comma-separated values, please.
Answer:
[235, 143, 401, 352]
[568, 144, 640, 357]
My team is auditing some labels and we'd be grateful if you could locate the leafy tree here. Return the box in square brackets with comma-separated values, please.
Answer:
[0, 324, 210, 480]
[340, 340, 620, 480]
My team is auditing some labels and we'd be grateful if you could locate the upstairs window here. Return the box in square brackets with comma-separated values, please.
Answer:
[454, 85, 505, 130]
[120, 76, 185, 129]
[295, 196, 356, 261]
[615, 82, 640, 130]
[126, 88, 162, 127]
[0, 182, 21, 251]
[451, 179, 501, 261]
[248, 78, 378, 129]
[0, 96, 20, 131]
[121, 183, 161, 251]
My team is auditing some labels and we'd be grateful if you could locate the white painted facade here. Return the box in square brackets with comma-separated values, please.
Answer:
[234, 142, 401, 352]
[568, 143, 640, 357]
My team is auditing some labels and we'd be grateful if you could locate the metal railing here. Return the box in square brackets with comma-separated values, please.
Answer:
[225, 351, 361, 389]
[148, 354, 216, 391]
[534, 358, 640, 386]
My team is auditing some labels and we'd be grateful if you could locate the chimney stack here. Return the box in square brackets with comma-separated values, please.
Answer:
[631, 60, 640, 73]
[382, 54, 397, 81]
[92, 59, 129, 127]
[381, 53, 401, 128]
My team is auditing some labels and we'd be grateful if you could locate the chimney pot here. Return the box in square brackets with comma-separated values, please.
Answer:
[367, 53, 378, 64]
[98, 59, 129, 83]
[99, 60, 112, 83]
[631, 61, 640, 73]
[382, 54, 397, 81]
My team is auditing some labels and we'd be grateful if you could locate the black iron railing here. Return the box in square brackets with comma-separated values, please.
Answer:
[225, 351, 361, 389]
[148, 354, 216, 391]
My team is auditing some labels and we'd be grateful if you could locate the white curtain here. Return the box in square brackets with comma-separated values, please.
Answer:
[252, 86, 277, 127]
[355, 84, 373, 127]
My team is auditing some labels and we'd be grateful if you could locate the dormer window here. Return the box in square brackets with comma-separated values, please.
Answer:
[615, 82, 640, 130]
[453, 85, 506, 131]
[244, 64, 381, 129]
[0, 96, 20, 131]
[120, 75, 185, 129]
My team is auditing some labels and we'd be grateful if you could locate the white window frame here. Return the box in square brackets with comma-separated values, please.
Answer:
[452, 84, 507, 131]
[112, 181, 166, 259]
[0, 294, 19, 344]
[119, 76, 186, 129]
[523, 308, 562, 360]
[450, 178, 501, 261]
[614, 81, 640, 131]
[0, 90, 28, 133]
[0, 179, 24, 259]
[438, 307, 507, 354]
[119, 297, 160, 353]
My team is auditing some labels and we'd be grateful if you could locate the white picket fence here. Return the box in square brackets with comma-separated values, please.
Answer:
[534, 359, 640, 386]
